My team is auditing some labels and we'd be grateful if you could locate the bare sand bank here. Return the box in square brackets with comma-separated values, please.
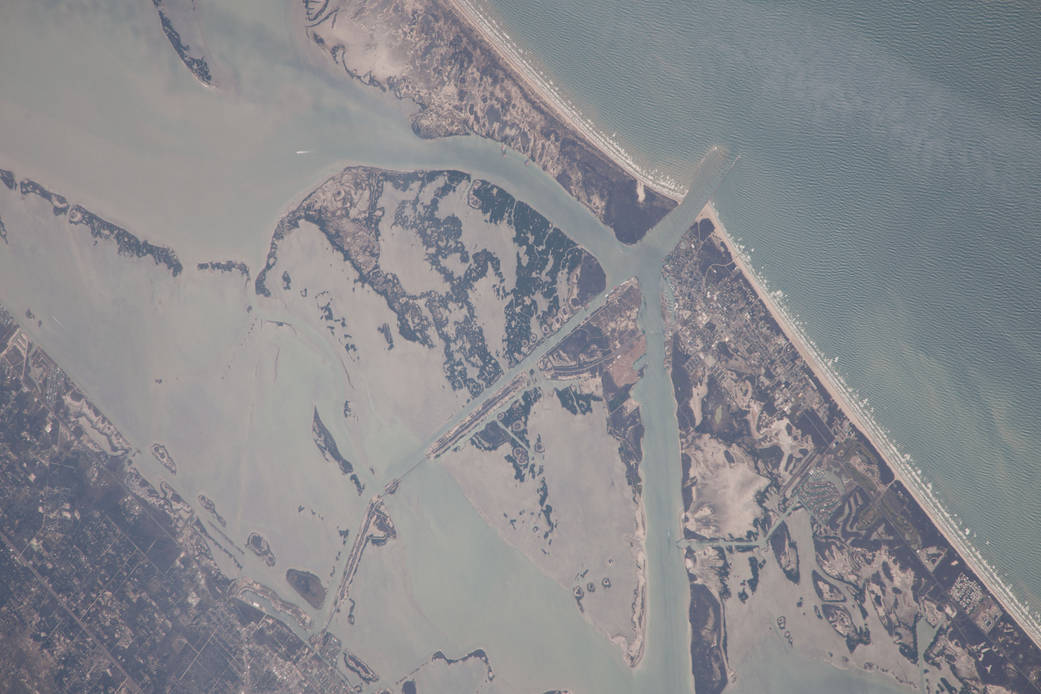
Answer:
[443, 0, 687, 203]
[700, 201, 1041, 646]
[437, 0, 1041, 654]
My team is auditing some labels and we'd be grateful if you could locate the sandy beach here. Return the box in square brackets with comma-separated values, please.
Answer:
[443, 0, 1041, 654]
[443, 0, 687, 203]
[699, 201, 1041, 646]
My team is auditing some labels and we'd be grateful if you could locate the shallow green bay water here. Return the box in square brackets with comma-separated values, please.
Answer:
[0, 0, 691, 691]
[483, 0, 1041, 629]
[3, 0, 1040, 692]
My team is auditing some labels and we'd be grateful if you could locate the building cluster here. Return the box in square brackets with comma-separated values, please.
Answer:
[0, 307, 353, 692]
[664, 219, 1041, 694]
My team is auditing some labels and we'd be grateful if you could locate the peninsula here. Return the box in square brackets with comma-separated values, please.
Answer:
[302, 0, 1041, 688]
[1, 1, 1038, 693]
[664, 209, 1041, 693]
[298, 0, 678, 243]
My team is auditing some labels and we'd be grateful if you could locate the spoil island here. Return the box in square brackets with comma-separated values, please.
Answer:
[296, 1, 1041, 690]
[0, 1, 1039, 693]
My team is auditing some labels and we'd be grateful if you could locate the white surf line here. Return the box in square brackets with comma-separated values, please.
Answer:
[444, 0, 688, 202]
[703, 202, 1041, 647]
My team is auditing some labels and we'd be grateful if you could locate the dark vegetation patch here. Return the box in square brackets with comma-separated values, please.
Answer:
[285, 569, 326, 610]
[769, 521, 800, 584]
[689, 582, 728, 694]
[312, 408, 363, 495]
[554, 385, 601, 415]
[153, 0, 213, 85]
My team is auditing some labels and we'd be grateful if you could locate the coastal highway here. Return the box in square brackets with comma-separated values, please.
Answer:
[623, 156, 739, 691]
[373, 148, 737, 693]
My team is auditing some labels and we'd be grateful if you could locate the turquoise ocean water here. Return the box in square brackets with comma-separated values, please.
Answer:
[0, 0, 1038, 690]
[479, 0, 1041, 613]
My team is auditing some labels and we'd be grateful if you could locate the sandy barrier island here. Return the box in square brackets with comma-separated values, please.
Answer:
[440, 0, 1041, 651]
[444, 0, 688, 203]
[700, 201, 1041, 647]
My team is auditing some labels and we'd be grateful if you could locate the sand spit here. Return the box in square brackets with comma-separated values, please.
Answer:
[701, 201, 1041, 647]
[443, 0, 687, 202]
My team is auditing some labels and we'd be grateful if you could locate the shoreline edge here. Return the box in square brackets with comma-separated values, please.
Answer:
[701, 201, 1041, 648]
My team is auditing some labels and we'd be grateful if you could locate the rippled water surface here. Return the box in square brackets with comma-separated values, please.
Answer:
[2, 0, 1040, 690]
[482, 0, 1041, 614]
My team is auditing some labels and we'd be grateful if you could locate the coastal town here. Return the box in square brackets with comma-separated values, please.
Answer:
[665, 214, 1041, 694]
[295, 0, 1041, 689]
[0, 0, 1038, 692]
[0, 307, 353, 692]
